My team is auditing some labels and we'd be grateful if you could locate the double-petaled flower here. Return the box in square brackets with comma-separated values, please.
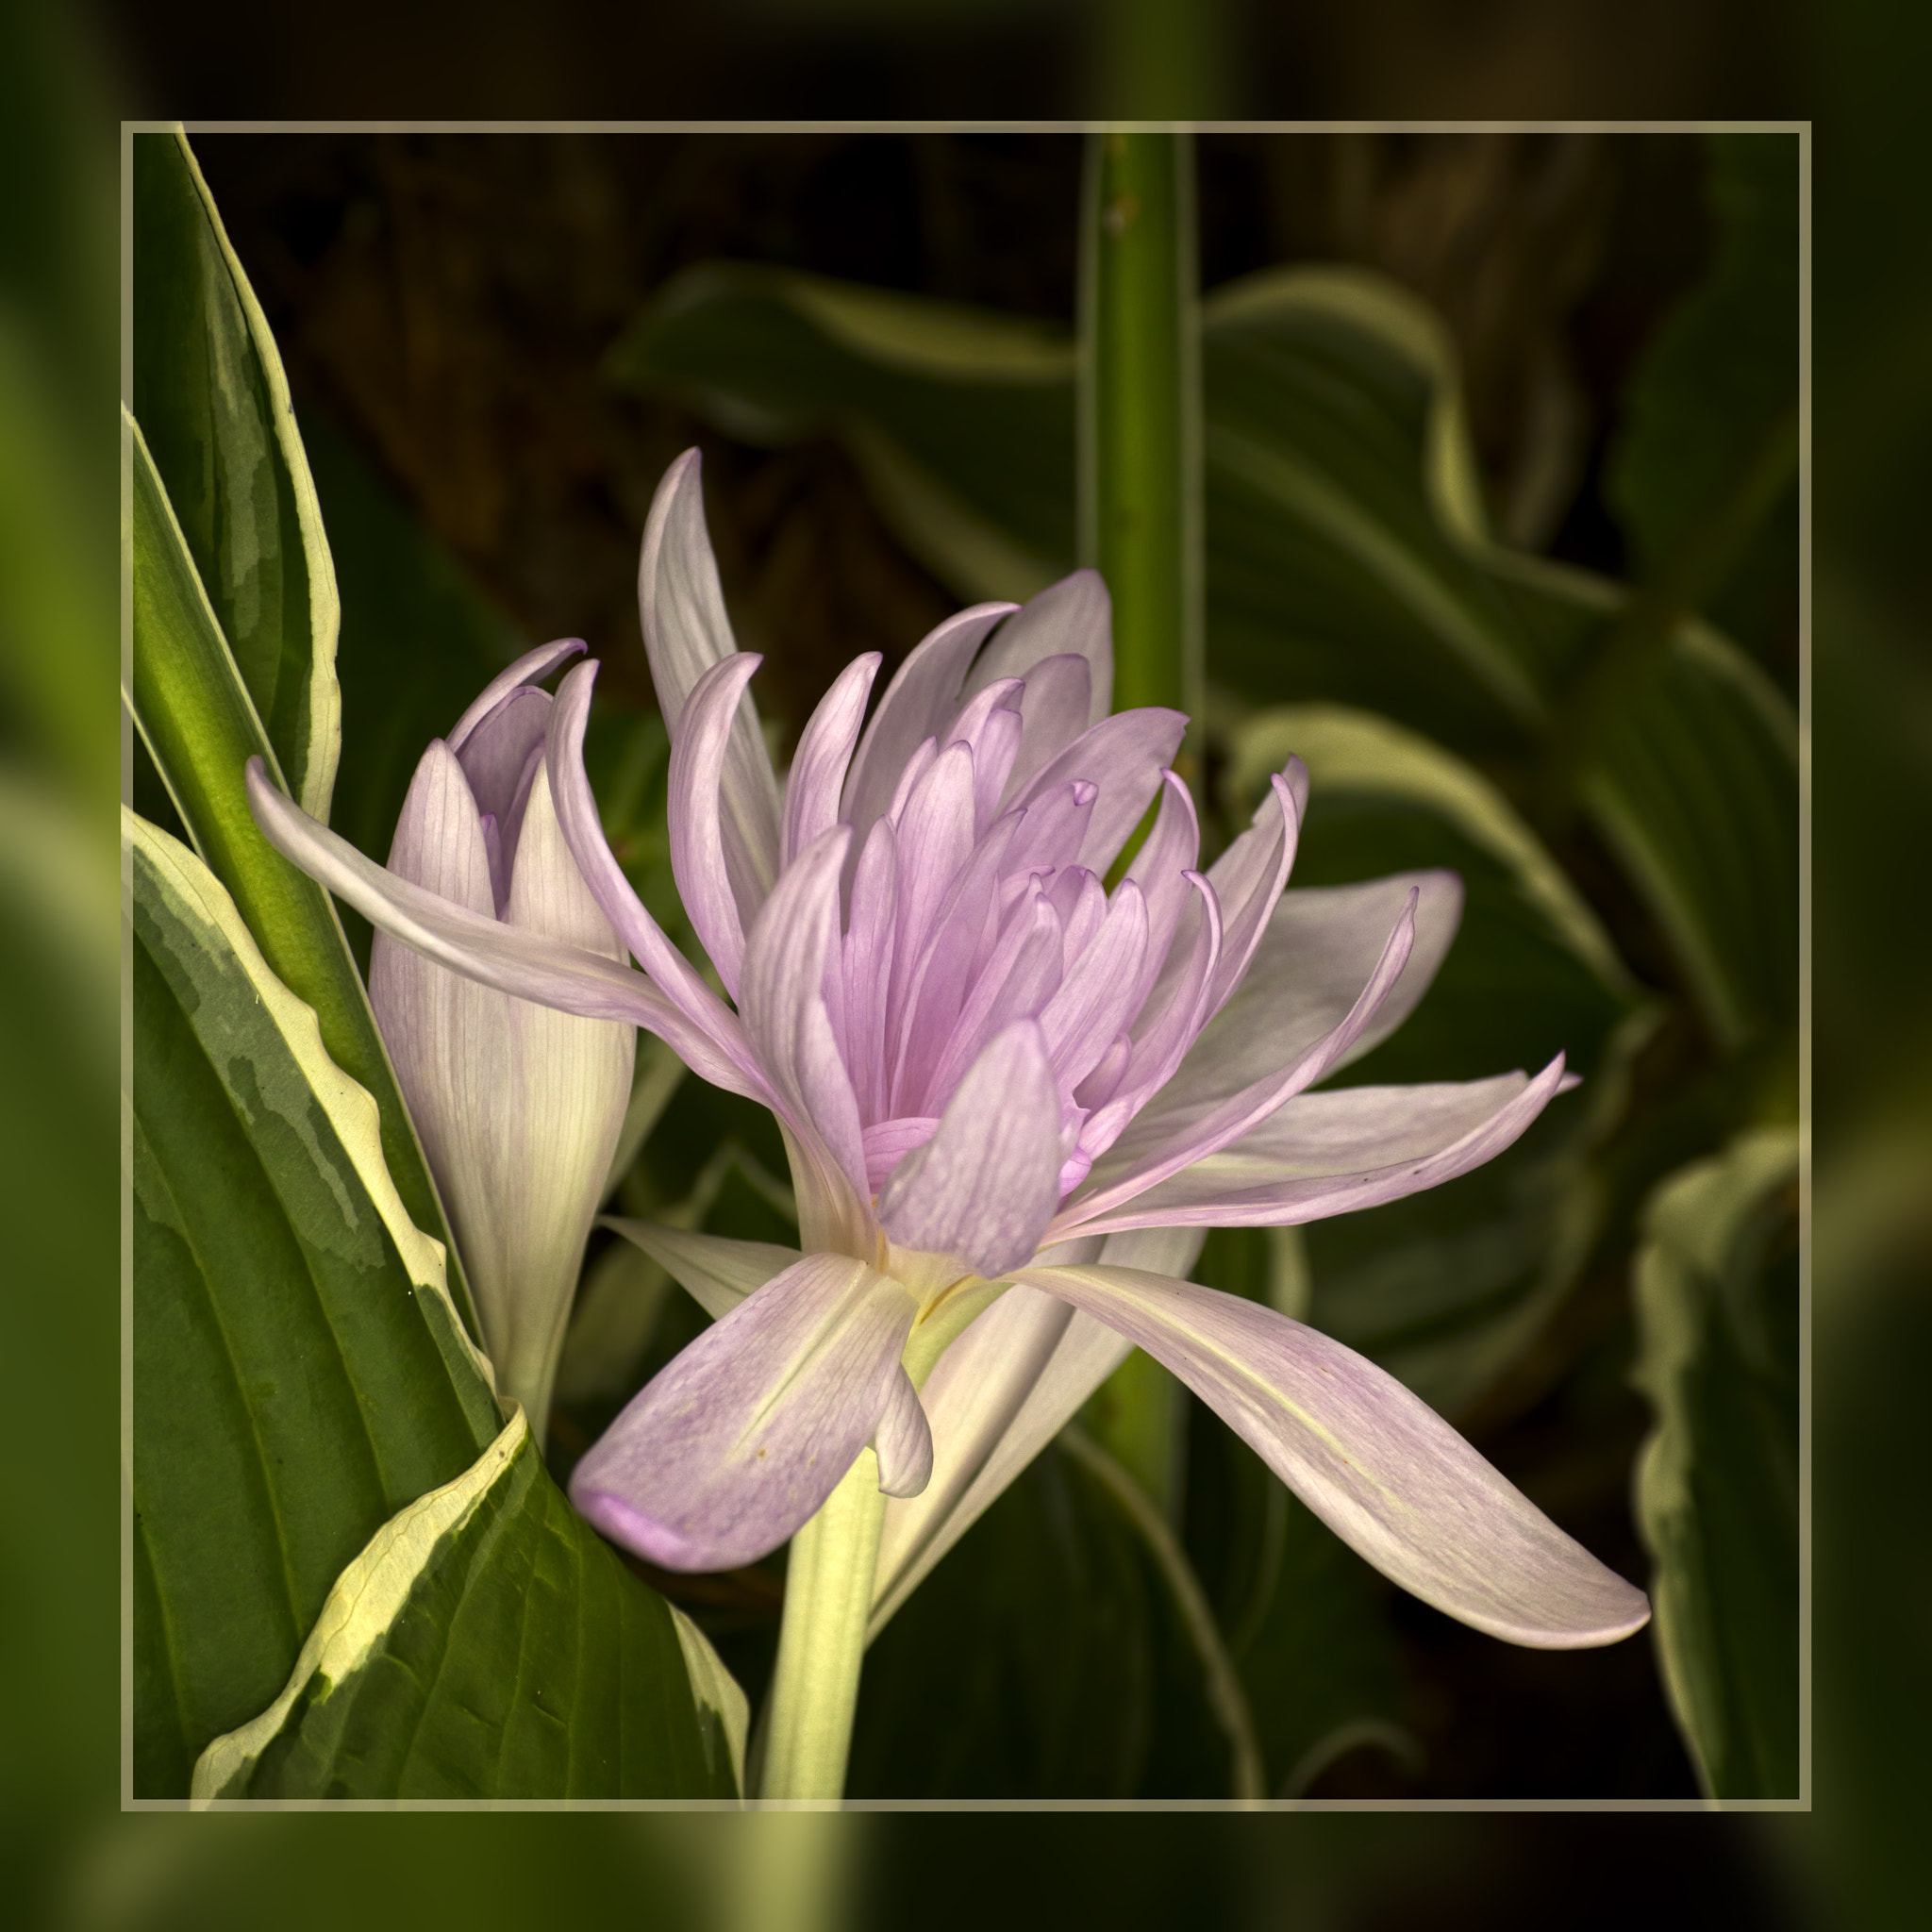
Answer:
[250, 451, 1648, 1650]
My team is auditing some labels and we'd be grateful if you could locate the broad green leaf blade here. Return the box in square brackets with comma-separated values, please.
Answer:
[193, 1412, 743, 1801]
[1581, 623, 1800, 1051]
[605, 262, 1075, 604]
[846, 1439, 1246, 1798]
[1225, 705, 1650, 1417]
[132, 127, 341, 820]
[1607, 132, 1800, 659]
[125, 407, 475, 1330]
[1630, 1126, 1800, 1799]
[131, 809, 501, 1797]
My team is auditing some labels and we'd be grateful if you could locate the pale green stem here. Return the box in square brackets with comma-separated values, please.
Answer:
[758, 1450, 889, 1802]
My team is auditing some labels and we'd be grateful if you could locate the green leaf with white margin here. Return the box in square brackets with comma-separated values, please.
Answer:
[1224, 704, 1656, 1417]
[608, 259, 1797, 1052]
[192, 1410, 744, 1801]
[126, 406, 476, 1332]
[132, 813, 741, 1799]
[1578, 620, 1799, 1052]
[132, 808, 502, 1795]
[1631, 1124, 1800, 1799]
[132, 126, 341, 820]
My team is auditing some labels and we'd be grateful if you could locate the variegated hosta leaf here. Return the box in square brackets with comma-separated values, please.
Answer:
[126, 403, 475, 1332]
[193, 1412, 744, 1802]
[131, 812, 741, 1799]
[1631, 1126, 1799, 1799]
[131, 126, 341, 820]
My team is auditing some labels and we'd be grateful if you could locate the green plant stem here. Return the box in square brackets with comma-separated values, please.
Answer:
[1077, 129, 1203, 729]
[759, 1453, 889, 1801]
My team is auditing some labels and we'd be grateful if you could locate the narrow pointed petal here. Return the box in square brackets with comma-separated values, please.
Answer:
[870, 1224, 1204, 1633]
[1012, 707, 1187, 876]
[873, 1368, 935, 1499]
[739, 824, 871, 1221]
[1201, 772, 1302, 1021]
[601, 1219, 801, 1322]
[839, 817, 898, 1119]
[1074, 1058, 1574, 1236]
[841, 602, 1017, 844]
[542, 662, 765, 1087]
[446, 637, 585, 753]
[638, 449, 781, 915]
[783, 652, 880, 867]
[921, 882, 1063, 1106]
[667, 651, 766, 996]
[1064, 892, 1418, 1231]
[1038, 880, 1149, 1092]
[1012, 1262, 1651, 1647]
[1162, 873, 1465, 1121]
[963, 568, 1113, 725]
[1001, 653, 1094, 800]
[246, 758, 757, 1093]
[569, 1253, 919, 1571]
[1121, 771, 1202, 1003]
[877, 1019, 1063, 1278]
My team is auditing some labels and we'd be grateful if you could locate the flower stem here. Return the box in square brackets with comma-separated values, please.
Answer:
[758, 1452, 888, 1801]
[1076, 128, 1203, 728]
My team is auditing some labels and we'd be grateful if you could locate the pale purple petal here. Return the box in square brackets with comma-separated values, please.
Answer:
[638, 449, 782, 920]
[962, 568, 1113, 727]
[454, 685, 551, 826]
[445, 638, 585, 754]
[873, 1368, 935, 1499]
[1011, 1262, 1651, 1647]
[246, 758, 757, 1093]
[569, 1252, 919, 1571]
[1038, 879, 1149, 1093]
[382, 737, 493, 911]
[888, 814, 1023, 1114]
[783, 652, 881, 868]
[877, 1018, 1063, 1279]
[738, 825, 872, 1231]
[1000, 653, 1094, 801]
[1200, 772, 1302, 1021]
[1120, 771, 1202, 1008]
[1062, 891, 1418, 1233]
[1011, 708, 1188, 876]
[841, 602, 1017, 844]
[838, 818, 898, 1121]
[1161, 873, 1466, 1122]
[921, 886, 1064, 1109]
[862, 1116, 939, 1191]
[1001, 779, 1097, 879]
[542, 662, 766, 1089]
[1073, 1059, 1574, 1237]
[600, 1219, 801, 1322]
[667, 651, 766, 997]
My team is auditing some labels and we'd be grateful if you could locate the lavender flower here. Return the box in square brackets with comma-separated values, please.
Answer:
[356, 641, 633, 1433]
[250, 452, 1647, 1650]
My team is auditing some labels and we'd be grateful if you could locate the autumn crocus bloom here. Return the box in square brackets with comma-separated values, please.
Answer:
[350, 641, 632, 1433]
[248, 451, 1648, 1653]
